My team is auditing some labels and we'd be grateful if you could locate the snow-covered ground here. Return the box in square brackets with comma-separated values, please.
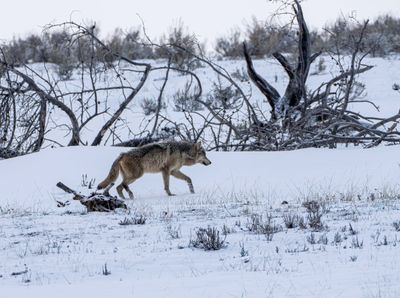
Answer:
[1, 145, 400, 209]
[1, 145, 400, 297]
[1, 56, 400, 297]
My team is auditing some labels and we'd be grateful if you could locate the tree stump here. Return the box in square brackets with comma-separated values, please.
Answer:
[56, 182, 127, 212]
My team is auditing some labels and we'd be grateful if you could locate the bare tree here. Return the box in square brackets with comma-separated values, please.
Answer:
[0, 61, 47, 158]
[0, 21, 152, 155]
[2, 4, 399, 158]
[241, 0, 400, 149]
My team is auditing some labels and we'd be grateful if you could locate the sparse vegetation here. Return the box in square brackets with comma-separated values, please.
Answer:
[303, 201, 326, 231]
[172, 82, 203, 112]
[81, 174, 96, 189]
[311, 57, 326, 75]
[230, 68, 249, 82]
[141, 98, 167, 116]
[215, 29, 243, 58]
[285, 244, 309, 254]
[350, 255, 358, 262]
[2, 186, 400, 291]
[239, 242, 249, 257]
[247, 213, 282, 241]
[318, 234, 328, 245]
[56, 59, 75, 81]
[190, 227, 227, 251]
[381, 235, 389, 246]
[333, 232, 343, 245]
[205, 77, 240, 110]
[166, 224, 181, 239]
[155, 21, 203, 70]
[351, 236, 364, 249]
[102, 263, 111, 276]
[306, 232, 317, 245]
[283, 212, 300, 229]
[298, 217, 307, 230]
[348, 223, 358, 235]
[119, 215, 147, 226]
[222, 224, 235, 235]
[393, 221, 400, 231]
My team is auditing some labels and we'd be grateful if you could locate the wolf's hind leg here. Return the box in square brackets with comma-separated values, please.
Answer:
[171, 170, 194, 194]
[123, 178, 139, 200]
[123, 184, 134, 200]
[116, 183, 126, 199]
[119, 162, 142, 200]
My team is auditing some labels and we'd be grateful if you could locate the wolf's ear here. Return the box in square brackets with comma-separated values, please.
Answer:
[193, 142, 201, 151]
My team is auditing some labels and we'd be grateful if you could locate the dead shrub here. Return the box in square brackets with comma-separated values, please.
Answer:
[190, 227, 227, 251]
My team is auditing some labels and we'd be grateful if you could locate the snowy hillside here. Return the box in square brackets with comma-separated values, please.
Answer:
[1, 145, 400, 297]
[19, 55, 399, 148]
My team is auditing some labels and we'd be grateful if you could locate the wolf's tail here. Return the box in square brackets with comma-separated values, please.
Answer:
[97, 155, 122, 190]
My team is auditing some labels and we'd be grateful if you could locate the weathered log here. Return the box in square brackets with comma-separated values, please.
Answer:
[56, 182, 127, 212]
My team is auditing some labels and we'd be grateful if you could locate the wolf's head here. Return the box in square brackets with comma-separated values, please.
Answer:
[191, 142, 212, 166]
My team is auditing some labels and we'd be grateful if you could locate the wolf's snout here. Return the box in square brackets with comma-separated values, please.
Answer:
[203, 159, 212, 166]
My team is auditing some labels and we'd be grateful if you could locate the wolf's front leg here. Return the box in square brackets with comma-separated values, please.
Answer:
[162, 170, 175, 196]
[171, 170, 194, 194]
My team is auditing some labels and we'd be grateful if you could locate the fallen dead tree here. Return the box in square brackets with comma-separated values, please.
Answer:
[56, 182, 127, 212]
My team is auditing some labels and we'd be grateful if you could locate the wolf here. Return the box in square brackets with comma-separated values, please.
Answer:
[97, 141, 212, 199]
